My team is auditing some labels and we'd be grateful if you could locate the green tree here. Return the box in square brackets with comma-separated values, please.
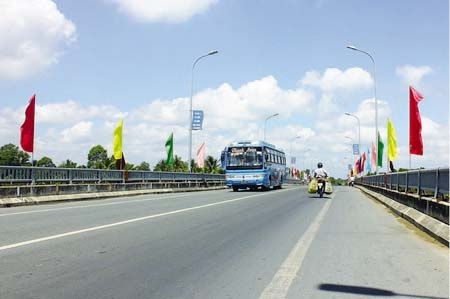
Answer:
[204, 155, 220, 173]
[174, 155, 188, 172]
[153, 159, 169, 171]
[87, 145, 110, 169]
[58, 159, 78, 168]
[0, 143, 31, 166]
[134, 161, 150, 171]
[154, 155, 187, 172]
[36, 156, 56, 167]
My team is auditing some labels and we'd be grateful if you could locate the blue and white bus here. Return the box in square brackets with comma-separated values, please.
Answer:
[221, 140, 287, 191]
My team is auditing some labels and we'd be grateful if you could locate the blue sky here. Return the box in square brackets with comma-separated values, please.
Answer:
[0, 0, 448, 178]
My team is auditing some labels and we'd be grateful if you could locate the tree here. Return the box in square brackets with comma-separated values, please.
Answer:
[153, 155, 187, 172]
[87, 145, 110, 169]
[153, 159, 169, 171]
[0, 143, 31, 166]
[173, 155, 188, 172]
[134, 162, 150, 171]
[36, 156, 56, 167]
[204, 155, 220, 173]
[58, 159, 78, 168]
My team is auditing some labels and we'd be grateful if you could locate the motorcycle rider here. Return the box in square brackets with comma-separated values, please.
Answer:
[313, 162, 328, 192]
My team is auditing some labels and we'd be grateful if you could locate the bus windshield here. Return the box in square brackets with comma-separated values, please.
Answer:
[227, 146, 263, 170]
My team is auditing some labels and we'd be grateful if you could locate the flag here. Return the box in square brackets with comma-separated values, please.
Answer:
[377, 131, 384, 167]
[115, 152, 126, 170]
[371, 142, 376, 170]
[389, 160, 396, 172]
[113, 119, 123, 160]
[409, 86, 424, 155]
[355, 158, 361, 174]
[196, 142, 205, 168]
[165, 133, 174, 165]
[365, 148, 371, 172]
[387, 118, 397, 161]
[360, 152, 366, 172]
[20, 94, 36, 153]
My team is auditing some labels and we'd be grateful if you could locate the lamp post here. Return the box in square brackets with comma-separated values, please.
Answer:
[347, 45, 377, 173]
[303, 148, 311, 180]
[345, 136, 354, 159]
[264, 113, 279, 142]
[188, 50, 218, 172]
[344, 112, 361, 158]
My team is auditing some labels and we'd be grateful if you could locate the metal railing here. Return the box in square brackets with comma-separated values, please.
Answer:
[356, 168, 449, 200]
[0, 166, 225, 185]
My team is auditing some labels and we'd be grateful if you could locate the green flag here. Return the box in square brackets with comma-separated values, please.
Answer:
[377, 131, 384, 167]
[165, 133, 174, 165]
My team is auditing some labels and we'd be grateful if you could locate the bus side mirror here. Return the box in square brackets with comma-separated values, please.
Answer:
[265, 154, 269, 162]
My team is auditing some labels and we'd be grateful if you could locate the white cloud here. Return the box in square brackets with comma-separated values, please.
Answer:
[38, 100, 125, 124]
[107, 0, 219, 23]
[1, 71, 447, 177]
[0, 0, 76, 80]
[61, 121, 93, 143]
[396, 65, 432, 86]
[300, 67, 373, 92]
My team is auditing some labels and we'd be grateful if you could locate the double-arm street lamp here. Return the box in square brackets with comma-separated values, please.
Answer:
[188, 50, 218, 172]
[264, 113, 279, 142]
[347, 45, 378, 173]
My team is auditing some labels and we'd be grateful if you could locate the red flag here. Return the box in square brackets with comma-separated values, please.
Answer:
[409, 86, 423, 155]
[20, 94, 35, 153]
[360, 152, 366, 172]
[196, 142, 205, 168]
[355, 158, 361, 174]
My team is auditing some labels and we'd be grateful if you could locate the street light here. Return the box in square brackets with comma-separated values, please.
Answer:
[289, 136, 301, 177]
[264, 113, 279, 142]
[344, 112, 361, 158]
[347, 45, 377, 173]
[345, 136, 354, 159]
[188, 50, 218, 172]
[290, 135, 302, 160]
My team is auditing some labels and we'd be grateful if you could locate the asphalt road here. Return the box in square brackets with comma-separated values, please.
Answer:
[0, 186, 448, 299]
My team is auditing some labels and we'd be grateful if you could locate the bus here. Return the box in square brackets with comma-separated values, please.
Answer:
[220, 140, 288, 191]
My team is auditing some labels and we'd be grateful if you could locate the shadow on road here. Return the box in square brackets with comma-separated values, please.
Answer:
[318, 283, 447, 299]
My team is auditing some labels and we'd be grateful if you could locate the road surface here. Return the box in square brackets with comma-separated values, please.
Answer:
[0, 186, 448, 298]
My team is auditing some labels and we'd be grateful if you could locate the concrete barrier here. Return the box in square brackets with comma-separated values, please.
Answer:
[0, 181, 226, 207]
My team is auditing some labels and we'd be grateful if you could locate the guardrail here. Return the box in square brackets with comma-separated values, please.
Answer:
[356, 168, 449, 200]
[356, 168, 449, 225]
[0, 166, 225, 185]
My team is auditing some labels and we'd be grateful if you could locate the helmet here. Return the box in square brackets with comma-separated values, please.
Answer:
[317, 162, 323, 168]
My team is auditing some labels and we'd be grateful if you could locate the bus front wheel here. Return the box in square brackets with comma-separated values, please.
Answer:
[232, 187, 239, 192]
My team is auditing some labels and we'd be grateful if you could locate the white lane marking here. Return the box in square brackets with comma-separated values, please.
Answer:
[259, 196, 334, 299]
[0, 193, 198, 217]
[0, 190, 290, 252]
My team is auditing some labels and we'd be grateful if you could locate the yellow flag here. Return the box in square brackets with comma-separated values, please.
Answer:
[113, 119, 123, 160]
[387, 118, 397, 161]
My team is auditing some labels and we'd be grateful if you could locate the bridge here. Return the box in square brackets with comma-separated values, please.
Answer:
[0, 166, 448, 298]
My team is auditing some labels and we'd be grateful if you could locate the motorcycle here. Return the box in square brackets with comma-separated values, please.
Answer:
[317, 178, 326, 198]
[348, 176, 355, 187]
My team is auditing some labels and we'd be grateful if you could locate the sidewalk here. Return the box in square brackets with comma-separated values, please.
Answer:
[357, 185, 449, 246]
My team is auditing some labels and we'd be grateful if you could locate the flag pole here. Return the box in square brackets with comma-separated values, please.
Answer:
[408, 87, 412, 170]
[31, 152, 35, 186]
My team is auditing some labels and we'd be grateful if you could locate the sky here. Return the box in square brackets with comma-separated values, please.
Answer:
[0, 0, 448, 179]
